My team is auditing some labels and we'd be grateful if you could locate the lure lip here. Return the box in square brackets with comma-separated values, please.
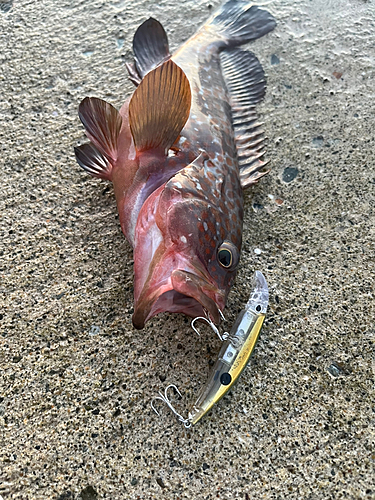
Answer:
[246, 270, 269, 314]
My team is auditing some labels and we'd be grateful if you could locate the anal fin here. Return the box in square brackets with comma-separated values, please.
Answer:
[221, 48, 270, 189]
[133, 18, 171, 79]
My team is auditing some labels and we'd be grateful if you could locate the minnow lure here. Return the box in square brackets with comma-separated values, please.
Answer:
[74, 0, 276, 329]
[151, 271, 269, 427]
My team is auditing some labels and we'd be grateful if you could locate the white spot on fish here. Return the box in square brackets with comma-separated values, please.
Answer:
[180, 236, 187, 244]
[203, 222, 208, 231]
[254, 248, 262, 255]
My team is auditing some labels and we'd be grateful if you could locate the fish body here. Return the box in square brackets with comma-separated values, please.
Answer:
[74, 1, 276, 329]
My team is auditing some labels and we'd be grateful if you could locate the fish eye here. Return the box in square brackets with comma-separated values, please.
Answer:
[218, 248, 232, 267]
[217, 241, 239, 269]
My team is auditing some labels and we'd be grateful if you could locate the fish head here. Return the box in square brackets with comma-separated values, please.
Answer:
[132, 159, 243, 329]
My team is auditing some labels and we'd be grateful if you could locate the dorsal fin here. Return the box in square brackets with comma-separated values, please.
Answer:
[133, 18, 170, 78]
[129, 60, 191, 153]
[78, 97, 122, 163]
[74, 142, 112, 180]
[220, 48, 269, 188]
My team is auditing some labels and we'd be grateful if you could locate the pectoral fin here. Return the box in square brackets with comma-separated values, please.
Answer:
[128, 60, 191, 153]
[78, 97, 122, 163]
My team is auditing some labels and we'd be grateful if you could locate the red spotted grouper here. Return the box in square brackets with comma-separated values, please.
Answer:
[74, 0, 276, 329]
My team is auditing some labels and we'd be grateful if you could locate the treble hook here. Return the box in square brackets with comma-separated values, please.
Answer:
[151, 384, 191, 428]
[218, 308, 226, 322]
[217, 309, 231, 340]
[191, 315, 224, 341]
[191, 308, 229, 341]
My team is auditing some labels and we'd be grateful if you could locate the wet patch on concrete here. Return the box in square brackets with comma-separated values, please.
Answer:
[0, 0, 12, 13]
[282, 166, 299, 183]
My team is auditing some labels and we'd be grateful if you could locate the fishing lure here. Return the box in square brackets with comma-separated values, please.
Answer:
[152, 271, 269, 427]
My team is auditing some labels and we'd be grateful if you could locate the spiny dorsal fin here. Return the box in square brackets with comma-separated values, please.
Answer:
[74, 142, 112, 180]
[129, 60, 191, 153]
[221, 48, 269, 189]
[133, 18, 170, 78]
[78, 97, 122, 163]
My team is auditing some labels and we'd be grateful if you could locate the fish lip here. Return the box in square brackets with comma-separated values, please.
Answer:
[132, 268, 224, 330]
[172, 269, 223, 322]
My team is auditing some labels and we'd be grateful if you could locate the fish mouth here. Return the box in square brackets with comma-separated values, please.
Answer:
[132, 265, 224, 330]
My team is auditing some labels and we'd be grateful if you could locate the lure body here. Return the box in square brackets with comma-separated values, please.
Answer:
[151, 271, 269, 426]
[188, 271, 268, 425]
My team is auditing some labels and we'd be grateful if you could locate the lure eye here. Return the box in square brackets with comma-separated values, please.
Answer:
[217, 241, 239, 269]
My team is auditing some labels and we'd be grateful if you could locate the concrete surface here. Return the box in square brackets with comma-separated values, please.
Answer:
[1, 0, 374, 498]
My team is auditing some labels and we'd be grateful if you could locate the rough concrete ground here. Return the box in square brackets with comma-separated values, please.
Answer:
[0, 0, 374, 498]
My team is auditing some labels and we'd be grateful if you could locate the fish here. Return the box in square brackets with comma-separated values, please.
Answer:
[74, 0, 276, 330]
[152, 271, 269, 426]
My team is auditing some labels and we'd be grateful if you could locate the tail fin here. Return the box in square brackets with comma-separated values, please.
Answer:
[207, 0, 276, 46]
